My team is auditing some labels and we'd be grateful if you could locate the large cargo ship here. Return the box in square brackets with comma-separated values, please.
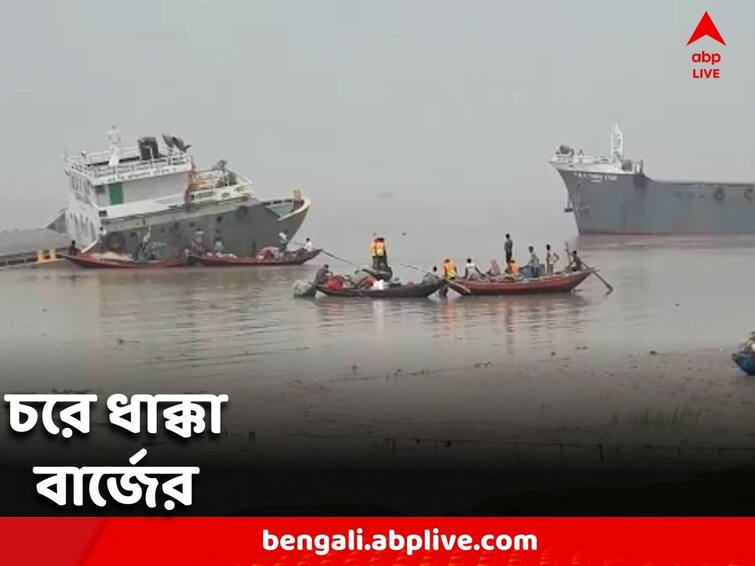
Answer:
[550, 124, 755, 235]
[62, 127, 310, 258]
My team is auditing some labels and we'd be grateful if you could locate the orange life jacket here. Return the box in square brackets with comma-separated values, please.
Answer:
[374, 241, 386, 256]
[442, 260, 457, 278]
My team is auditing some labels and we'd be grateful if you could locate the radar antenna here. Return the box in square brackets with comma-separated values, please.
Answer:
[161, 133, 175, 151]
[610, 122, 624, 160]
[172, 136, 191, 153]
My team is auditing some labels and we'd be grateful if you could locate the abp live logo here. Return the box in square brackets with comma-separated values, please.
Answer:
[687, 11, 725, 79]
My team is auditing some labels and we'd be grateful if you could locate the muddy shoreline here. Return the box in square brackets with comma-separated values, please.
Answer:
[2, 346, 755, 515]
[4, 346, 753, 466]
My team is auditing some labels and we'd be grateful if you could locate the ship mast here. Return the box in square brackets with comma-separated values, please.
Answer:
[610, 122, 624, 160]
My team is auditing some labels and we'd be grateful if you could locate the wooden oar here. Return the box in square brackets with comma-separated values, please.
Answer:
[398, 261, 471, 295]
[82, 237, 102, 254]
[444, 280, 472, 296]
[398, 260, 431, 274]
[320, 249, 360, 267]
[291, 240, 361, 268]
[564, 242, 614, 293]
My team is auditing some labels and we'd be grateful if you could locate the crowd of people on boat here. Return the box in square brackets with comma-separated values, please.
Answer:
[69, 225, 319, 264]
[314, 233, 587, 294]
[315, 265, 379, 291]
[436, 235, 584, 284]
[67, 224, 585, 293]
[183, 228, 315, 261]
[185, 228, 233, 258]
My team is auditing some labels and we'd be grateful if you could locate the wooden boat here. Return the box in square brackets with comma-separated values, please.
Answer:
[448, 269, 592, 296]
[191, 249, 321, 267]
[732, 353, 755, 376]
[60, 253, 186, 269]
[316, 280, 443, 298]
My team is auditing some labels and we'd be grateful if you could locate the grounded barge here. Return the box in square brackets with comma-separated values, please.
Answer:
[63, 127, 310, 259]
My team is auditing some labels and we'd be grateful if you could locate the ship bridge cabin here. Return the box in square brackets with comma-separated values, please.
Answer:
[62, 128, 254, 247]
[64, 133, 194, 211]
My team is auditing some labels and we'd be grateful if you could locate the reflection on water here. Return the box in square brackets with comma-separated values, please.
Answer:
[0, 235, 753, 390]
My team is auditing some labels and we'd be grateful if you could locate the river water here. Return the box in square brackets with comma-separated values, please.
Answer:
[2, 233, 755, 508]
[1, 234, 752, 391]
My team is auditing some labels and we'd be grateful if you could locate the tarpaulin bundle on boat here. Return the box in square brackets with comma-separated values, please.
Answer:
[363, 266, 393, 282]
[292, 280, 316, 298]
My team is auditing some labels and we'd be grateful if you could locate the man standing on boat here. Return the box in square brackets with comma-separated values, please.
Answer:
[504, 234, 514, 264]
[278, 230, 289, 254]
[191, 228, 206, 255]
[545, 244, 560, 275]
[370, 236, 388, 270]
[568, 250, 583, 272]
[525, 246, 541, 278]
[136, 228, 152, 260]
[213, 238, 225, 256]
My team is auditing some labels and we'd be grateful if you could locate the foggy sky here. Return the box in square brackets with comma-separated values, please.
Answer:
[0, 0, 751, 260]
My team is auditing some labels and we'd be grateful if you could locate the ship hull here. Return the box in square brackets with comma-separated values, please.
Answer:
[96, 197, 310, 258]
[555, 169, 755, 235]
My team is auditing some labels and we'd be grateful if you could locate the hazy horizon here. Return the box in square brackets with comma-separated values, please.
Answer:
[1, 0, 751, 259]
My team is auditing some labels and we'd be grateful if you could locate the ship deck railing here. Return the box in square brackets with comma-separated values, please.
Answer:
[191, 168, 253, 188]
[550, 153, 619, 166]
[64, 148, 193, 184]
[186, 183, 255, 204]
[550, 153, 644, 174]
